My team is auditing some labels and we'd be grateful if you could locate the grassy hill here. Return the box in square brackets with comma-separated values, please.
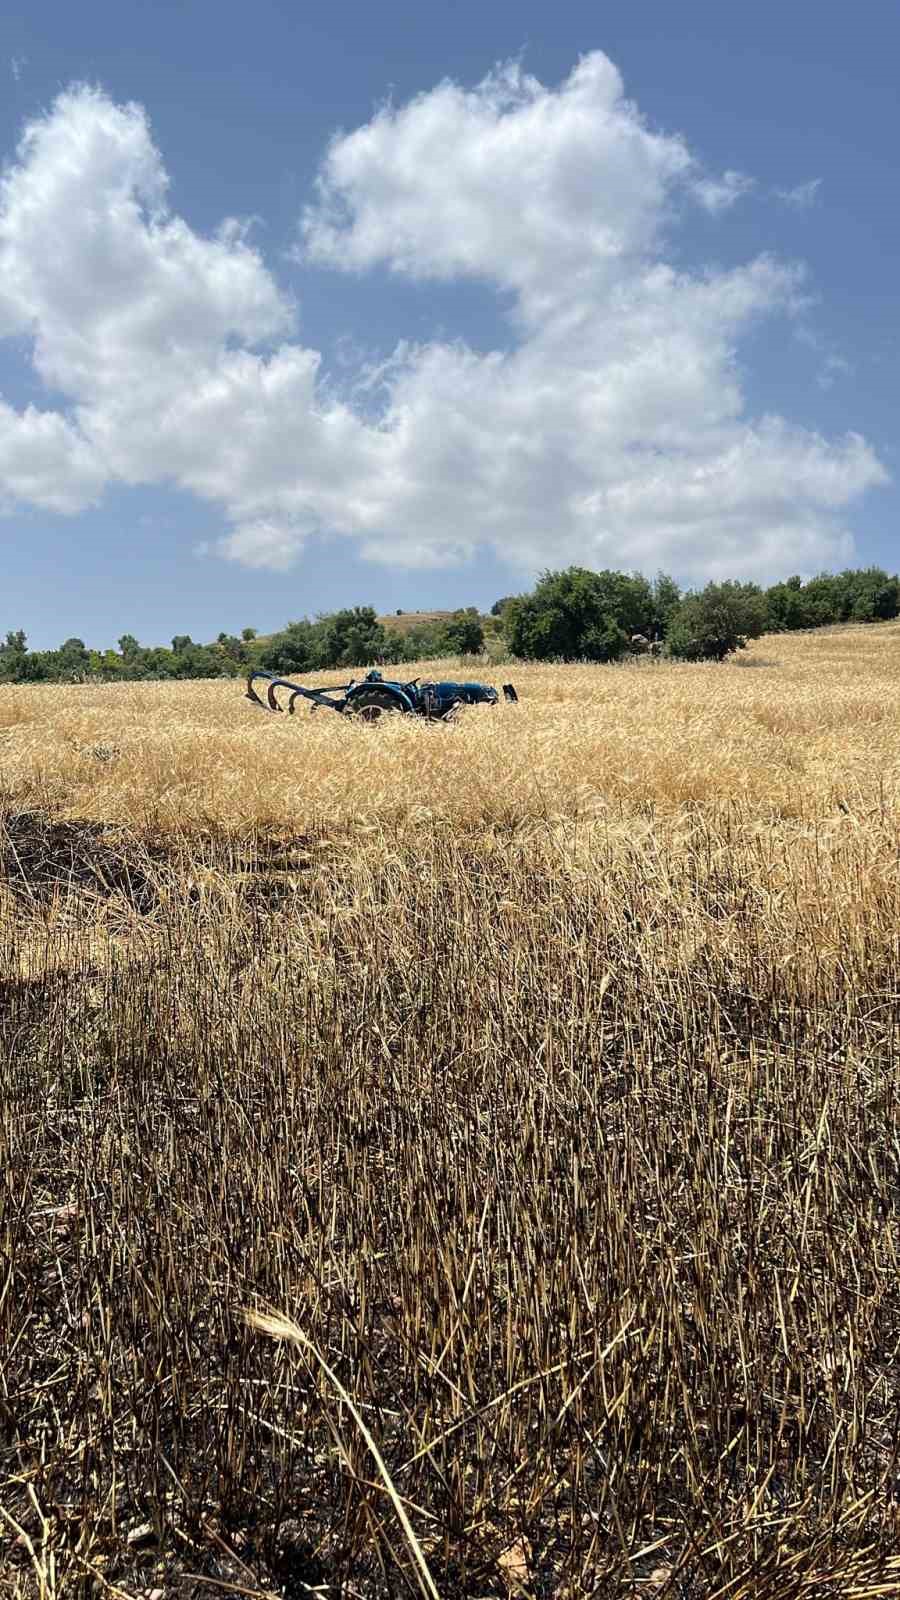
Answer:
[378, 608, 489, 634]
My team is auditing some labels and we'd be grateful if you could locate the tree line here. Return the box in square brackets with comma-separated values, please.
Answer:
[259, 608, 485, 676]
[1, 565, 897, 684]
[0, 608, 487, 684]
[498, 565, 900, 663]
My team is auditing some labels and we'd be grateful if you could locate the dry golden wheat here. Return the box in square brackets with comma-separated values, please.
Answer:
[1, 623, 899, 1598]
[1, 624, 898, 834]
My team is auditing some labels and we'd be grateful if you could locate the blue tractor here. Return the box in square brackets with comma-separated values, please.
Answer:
[245, 668, 518, 721]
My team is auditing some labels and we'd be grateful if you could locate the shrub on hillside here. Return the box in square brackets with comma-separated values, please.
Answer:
[667, 581, 768, 662]
[764, 568, 900, 632]
[504, 567, 655, 662]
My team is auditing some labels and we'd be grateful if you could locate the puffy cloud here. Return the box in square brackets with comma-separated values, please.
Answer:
[0, 400, 106, 512]
[0, 61, 887, 582]
[303, 55, 695, 324]
[0, 88, 293, 396]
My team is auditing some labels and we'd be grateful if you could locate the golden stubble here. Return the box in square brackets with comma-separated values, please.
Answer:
[1, 623, 899, 1597]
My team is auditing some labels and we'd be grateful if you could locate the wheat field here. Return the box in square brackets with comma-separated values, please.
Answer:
[1, 625, 899, 1599]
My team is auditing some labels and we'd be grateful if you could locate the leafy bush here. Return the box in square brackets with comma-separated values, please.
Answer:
[505, 567, 656, 662]
[440, 610, 485, 655]
[260, 608, 389, 673]
[764, 568, 900, 632]
[667, 581, 768, 662]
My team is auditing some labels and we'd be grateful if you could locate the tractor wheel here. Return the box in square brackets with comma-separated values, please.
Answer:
[347, 687, 404, 723]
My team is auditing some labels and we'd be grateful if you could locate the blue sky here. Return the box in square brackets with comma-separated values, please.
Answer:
[1, 0, 896, 649]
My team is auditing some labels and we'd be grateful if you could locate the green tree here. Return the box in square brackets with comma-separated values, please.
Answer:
[649, 573, 681, 637]
[170, 643, 230, 678]
[505, 568, 653, 662]
[88, 648, 123, 679]
[801, 574, 845, 627]
[388, 621, 452, 662]
[142, 647, 176, 678]
[667, 581, 768, 662]
[41, 638, 90, 682]
[765, 576, 813, 632]
[0, 630, 28, 681]
[58, 636, 89, 667]
[441, 610, 485, 654]
[842, 567, 900, 623]
[872, 575, 900, 620]
[262, 621, 324, 674]
[214, 632, 246, 663]
[316, 606, 388, 668]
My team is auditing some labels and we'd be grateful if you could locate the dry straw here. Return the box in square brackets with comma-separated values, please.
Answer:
[2, 621, 899, 1596]
[244, 1307, 441, 1600]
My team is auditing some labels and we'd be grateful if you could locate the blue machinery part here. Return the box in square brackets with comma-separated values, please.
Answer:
[245, 668, 518, 721]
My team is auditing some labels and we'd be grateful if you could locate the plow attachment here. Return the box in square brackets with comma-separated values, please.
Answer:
[246, 671, 353, 714]
[245, 669, 518, 721]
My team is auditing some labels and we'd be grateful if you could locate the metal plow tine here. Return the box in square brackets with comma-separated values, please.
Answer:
[288, 690, 316, 716]
[263, 676, 351, 714]
[245, 671, 273, 709]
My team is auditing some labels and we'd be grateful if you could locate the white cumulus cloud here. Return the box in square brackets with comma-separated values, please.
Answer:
[0, 60, 887, 581]
[303, 56, 697, 323]
[0, 399, 106, 512]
